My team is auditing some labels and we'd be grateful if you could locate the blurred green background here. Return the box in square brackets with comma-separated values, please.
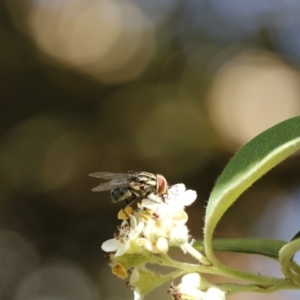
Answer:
[1, 0, 300, 299]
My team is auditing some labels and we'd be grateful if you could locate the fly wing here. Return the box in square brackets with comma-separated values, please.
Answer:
[91, 182, 128, 192]
[88, 172, 128, 179]
[89, 172, 129, 192]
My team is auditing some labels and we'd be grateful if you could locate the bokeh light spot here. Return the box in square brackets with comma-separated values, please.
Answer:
[15, 262, 99, 300]
[24, 0, 155, 84]
[207, 51, 300, 151]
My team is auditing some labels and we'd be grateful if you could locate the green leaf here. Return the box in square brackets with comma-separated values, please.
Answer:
[291, 231, 300, 241]
[194, 238, 286, 258]
[204, 116, 300, 260]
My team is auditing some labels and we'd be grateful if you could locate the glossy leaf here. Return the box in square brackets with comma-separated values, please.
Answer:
[195, 238, 286, 258]
[204, 116, 300, 257]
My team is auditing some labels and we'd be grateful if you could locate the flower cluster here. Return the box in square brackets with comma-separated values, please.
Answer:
[102, 184, 197, 257]
[102, 183, 209, 299]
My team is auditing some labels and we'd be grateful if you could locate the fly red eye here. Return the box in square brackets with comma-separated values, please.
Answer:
[157, 174, 168, 195]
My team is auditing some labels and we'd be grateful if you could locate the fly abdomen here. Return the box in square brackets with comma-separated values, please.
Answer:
[110, 188, 132, 203]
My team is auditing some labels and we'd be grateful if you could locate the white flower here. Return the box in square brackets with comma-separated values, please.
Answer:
[170, 282, 226, 300]
[142, 217, 171, 253]
[101, 180, 202, 299]
[181, 273, 201, 288]
[102, 182, 199, 258]
[178, 286, 204, 300]
[101, 216, 145, 256]
[142, 184, 196, 226]
[101, 182, 197, 257]
[203, 287, 226, 300]
[169, 225, 189, 246]
[137, 183, 198, 253]
[170, 273, 224, 300]
[142, 184, 196, 209]
[171, 273, 205, 300]
[145, 236, 169, 253]
[164, 184, 197, 207]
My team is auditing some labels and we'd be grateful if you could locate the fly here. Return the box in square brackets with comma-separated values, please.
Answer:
[89, 171, 168, 205]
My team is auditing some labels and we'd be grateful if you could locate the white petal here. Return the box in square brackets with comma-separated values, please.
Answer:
[156, 237, 169, 253]
[145, 240, 155, 252]
[130, 221, 144, 239]
[170, 210, 188, 225]
[164, 184, 184, 204]
[181, 273, 201, 288]
[178, 286, 205, 299]
[134, 290, 144, 300]
[147, 193, 163, 203]
[169, 225, 189, 245]
[130, 216, 137, 228]
[140, 198, 161, 210]
[143, 219, 168, 240]
[204, 287, 226, 300]
[169, 184, 186, 195]
[101, 239, 119, 252]
[181, 190, 197, 206]
[130, 267, 141, 285]
[115, 244, 129, 257]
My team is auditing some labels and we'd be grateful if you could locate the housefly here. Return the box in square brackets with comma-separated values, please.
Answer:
[89, 171, 168, 205]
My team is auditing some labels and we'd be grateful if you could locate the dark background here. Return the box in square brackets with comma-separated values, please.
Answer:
[1, 1, 300, 299]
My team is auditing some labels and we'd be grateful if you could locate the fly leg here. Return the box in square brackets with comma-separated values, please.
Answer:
[119, 192, 139, 219]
